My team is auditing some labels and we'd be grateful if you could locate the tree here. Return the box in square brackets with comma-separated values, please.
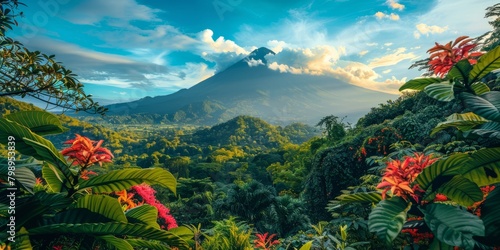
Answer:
[316, 115, 348, 142]
[479, 3, 500, 51]
[0, 0, 106, 114]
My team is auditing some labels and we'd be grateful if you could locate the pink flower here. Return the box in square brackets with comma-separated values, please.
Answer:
[131, 184, 177, 229]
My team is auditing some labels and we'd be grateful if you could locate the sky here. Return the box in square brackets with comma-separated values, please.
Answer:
[11, 0, 498, 105]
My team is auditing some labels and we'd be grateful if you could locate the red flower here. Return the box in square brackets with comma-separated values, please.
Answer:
[377, 153, 437, 202]
[427, 36, 483, 77]
[254, 232, 280, 250]
[80, 170, 98, 180]
[131, 184, 177, 229]
[52, 245, 63, 250]
[61, 134, 114, 168]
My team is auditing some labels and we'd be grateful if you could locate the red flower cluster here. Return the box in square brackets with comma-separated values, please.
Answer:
[131, 184, 177, 230]
[377, 153, 437, 202]
[254, 232, 280, 250]
[468, 185, 496, 217]
[427, 36, 483, 77]
[402, 228, 434, 244]
[61, 134, 113, 168]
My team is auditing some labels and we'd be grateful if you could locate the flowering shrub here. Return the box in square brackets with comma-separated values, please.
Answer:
[376, 153, 437, 202]
[254, 232, 280, 250]
[131, 184, 178, 229]
[427, 36, 483, 77]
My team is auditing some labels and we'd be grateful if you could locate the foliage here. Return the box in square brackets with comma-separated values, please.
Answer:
[316, 115, 348, 142]
[0, 110, 189, 249]
[201, 217, 253, 250]
[0, 0, 105, 115]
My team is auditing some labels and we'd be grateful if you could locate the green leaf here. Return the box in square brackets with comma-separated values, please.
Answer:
[299, 240, 314, 250]
[447, 59, 472, 82]
[368, 196, 410, 244]
[421, 204, 484, 249]
[4, 111, 68, 135]
[78, 168, 176, 194]
[26, 222, 190, 250]
[430, 176, 483, 207]
[335, 192, 382, 203]
[399, 77, 445, 92]
[468, 122, 500, 139]
[95, 235, 134, 250]
[461, 91, 500, 122]
[416, 153, 467, 191]
[428, 238, 454, 250]
[75, 195, 127, 223]
[125, 205, 160, 229]
[42, 163, 64, 192]
[0, 118, 67, 167]
[430, 112, 488, 136]
[469, 45, 500, 84]
[0, 158, 37, 193]
[481, 187, 500, 243]
[24, 138, 75, 187]
[126, 239, 171, 250]
[424, 81, 455, 102]
[461, 147, 500, 187]
[471, 82, 491, 95]
[10, 227, 32, 250]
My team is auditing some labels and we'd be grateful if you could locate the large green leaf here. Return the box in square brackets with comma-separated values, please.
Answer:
[0, 118, 66, 165]
[471, 82, 491, 95]
[430, 112, 488, 136]
[4, 111, 68, 135]
[421, 204, 484, 249]
[126, 239, 171, 250]
[75, 195, 127, 223]
[24, 138, 75, 187]
[428, 238, 454, 250]
[51, 208, 113, 224]
[399, 77, 444, 92]
[368, 196, 410, 244]
[95, 235, 134, 250]
[481, 187, 500, 243]
[461, 91, 500, 122]
[299, 241, 314, 250]
[468, 122, 500, 139]
[125, 204, 160, 229]
[78, 168, 176, 194]
[42, 163, 65, 192]
[415, 154, 467, 191]
[429, 176, 483, 207]
[0, 158, 37, 193]
[469, 45, 500, 84]
[461, 147, 500, 187]
[26, 222, 190, 250]
[447, 59, 472, 82]
[424, 82, 455, 102]
[334, 191, 382, 204]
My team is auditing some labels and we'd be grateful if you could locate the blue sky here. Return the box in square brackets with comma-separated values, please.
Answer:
[12, 0, 498, 105]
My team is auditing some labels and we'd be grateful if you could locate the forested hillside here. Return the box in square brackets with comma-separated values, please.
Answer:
[2, 1, 500, 249]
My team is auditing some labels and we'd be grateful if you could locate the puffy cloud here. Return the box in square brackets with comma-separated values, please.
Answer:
[199, 29, 249, 55]
[384, 42, 393, 46]
[359, 50, 369, 56]
[374, 12, 400, 21]
[386, 0, 405, 10]
[246, 58, 264, 67]
[62, 0, 161, 26]
[265, 46, 346, 75]
[413, 23, 448, 38]
[368, 48, 418, 68]
[267, 40, 288, 53]
[383, 69, 392, 74]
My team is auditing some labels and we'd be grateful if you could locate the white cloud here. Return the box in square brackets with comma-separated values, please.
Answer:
[246, 58, 264, 67]
[384, 42, 393, 46]
[414, 23, 448, 38]
[366, 43, 379, 47]
[374, 12, 400, 21]
[62, 0, 161, 26]
[383, 69, 392, 74]
[386, 0, 405, 10]
[368, 47, 418, 68]
[199, 29, 248, 55]
[359, 50, 369, 56]
[267, 40, 288, 53]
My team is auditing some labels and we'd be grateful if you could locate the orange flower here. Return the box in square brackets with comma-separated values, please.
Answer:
[116, 189, 138, 210]
[377, 153, 437, 201]
[427, 36, 483, 77]
[61, 134, 114, 168]
[254, 232, 280, 250]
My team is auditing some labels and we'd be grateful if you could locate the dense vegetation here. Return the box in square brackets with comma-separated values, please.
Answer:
[2, 1, 500, 249]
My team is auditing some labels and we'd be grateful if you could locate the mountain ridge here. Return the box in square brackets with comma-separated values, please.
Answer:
[104, 47, 397, 125]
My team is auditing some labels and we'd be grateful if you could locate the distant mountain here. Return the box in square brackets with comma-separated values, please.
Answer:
[105, 47, 397, 125]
